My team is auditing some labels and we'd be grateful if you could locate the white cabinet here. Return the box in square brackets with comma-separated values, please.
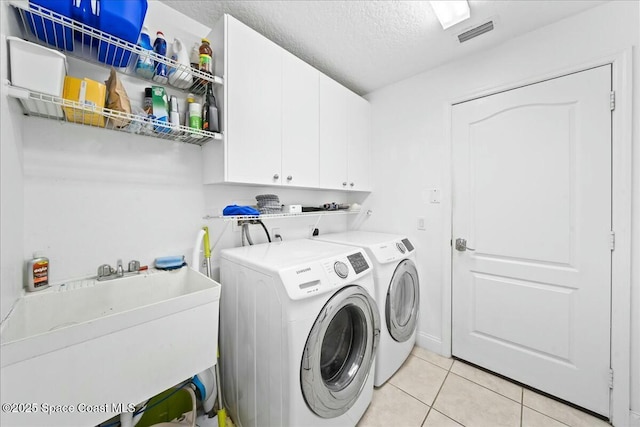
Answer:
[346, 92, 372, 191]
[319, 75, 371, 191]
[205, 14, 370, 192]
[282, 50, 319, 188]
[319, 74, 349, 190]
[224, 15, 282, 185]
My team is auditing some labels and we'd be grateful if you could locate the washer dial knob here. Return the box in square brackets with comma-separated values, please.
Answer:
[396, 242, 406, 254]
[334, 261, 349, 279]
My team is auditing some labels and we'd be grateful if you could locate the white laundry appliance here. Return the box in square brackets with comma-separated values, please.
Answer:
[219, 239, 380, 427]
[313, 231, 420, 386]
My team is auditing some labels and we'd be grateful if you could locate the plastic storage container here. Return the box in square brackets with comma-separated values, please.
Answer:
[25, 0, 74, 51]
[8, 36, 67, 118]
[97, 0, 148, 67]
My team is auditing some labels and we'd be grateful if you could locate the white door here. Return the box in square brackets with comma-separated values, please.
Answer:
[319, 74, 349, 190]
[452, 65, 612, 416]
[226, 16, 282, 185]
[346, 92, 372, 191]
[282, 50, 319, 188]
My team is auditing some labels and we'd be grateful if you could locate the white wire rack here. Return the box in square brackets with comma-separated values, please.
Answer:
[8, 85, 222, 145]
[9, 1, 223, 94]
[204, 210, 363, 221]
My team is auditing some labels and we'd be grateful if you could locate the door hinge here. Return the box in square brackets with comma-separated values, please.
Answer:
[609, 231, 615, 251]
[608, 368, 614, 389]
[610, 91, 615, 111]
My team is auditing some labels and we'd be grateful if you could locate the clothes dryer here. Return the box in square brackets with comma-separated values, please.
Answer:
[313, 231, 419, 386]
[220, 239, 380, 427]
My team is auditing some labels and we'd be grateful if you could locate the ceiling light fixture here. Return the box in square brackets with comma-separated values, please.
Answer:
[429, 1, 471, 30]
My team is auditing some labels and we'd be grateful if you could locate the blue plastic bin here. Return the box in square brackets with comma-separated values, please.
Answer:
[97, 0, 148, 67]
[26, 0, 74, 51]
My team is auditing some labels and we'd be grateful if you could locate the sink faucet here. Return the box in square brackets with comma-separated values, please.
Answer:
[116, 259, 124, 278]
[97, 259, 142, 281]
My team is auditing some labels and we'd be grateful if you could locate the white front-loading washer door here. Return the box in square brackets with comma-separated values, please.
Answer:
[301, 285, 380, 419]
[386, 259, 420, 342]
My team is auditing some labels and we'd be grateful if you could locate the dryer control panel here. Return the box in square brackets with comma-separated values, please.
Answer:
[369, 238, 415, 264]
[278, 250, 372, 300]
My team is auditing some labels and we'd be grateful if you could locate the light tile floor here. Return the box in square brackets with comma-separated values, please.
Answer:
[358, 347, 610, 427]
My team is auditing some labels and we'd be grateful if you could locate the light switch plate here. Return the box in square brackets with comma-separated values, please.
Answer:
[430, 189, 441, 204]
[417, 217, 426, 230]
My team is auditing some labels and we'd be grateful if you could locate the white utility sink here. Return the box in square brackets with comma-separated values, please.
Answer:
[0, 268, 221, 427]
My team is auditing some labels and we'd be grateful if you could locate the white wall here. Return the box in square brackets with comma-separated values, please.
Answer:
[20, 119, 356, 283]
[365, 0, 639, 414]
[0, 7, 26, 321]
[21, 119, 207, 281]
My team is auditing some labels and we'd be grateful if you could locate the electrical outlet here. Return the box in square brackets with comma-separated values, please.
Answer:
[272, 227, 280, 237]
[309, 225, 318, 238]
[417, 217, 426, 230]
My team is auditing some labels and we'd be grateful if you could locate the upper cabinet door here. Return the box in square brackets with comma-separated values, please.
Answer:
[225, 16, 282, 185]
[282, 51, 319, 188]
[347, 93, 372, 191]
[319, 74, 348, 190]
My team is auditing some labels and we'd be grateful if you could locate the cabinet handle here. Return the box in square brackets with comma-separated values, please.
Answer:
[342, 182, 347, 186]
[350, 182, 355, 187]
[287, 175, 293, 181]
[273, 174, 279, 180]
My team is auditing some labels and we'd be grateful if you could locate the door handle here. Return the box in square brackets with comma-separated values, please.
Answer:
[455, 238, 475, 252]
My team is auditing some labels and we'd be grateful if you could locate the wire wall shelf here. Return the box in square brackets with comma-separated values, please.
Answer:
[205, 210, 363, 222]
[10, 1, 223, 94]
[8, 85, 222, 145]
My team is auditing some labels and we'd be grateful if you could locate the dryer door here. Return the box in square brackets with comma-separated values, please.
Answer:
[386, 259, 420, 342]
[301, 285, 380, 419]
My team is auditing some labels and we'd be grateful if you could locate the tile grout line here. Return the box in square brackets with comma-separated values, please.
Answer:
[411, 351, 454, 372]
[432, 409, 467, 427]
[419, 365, 460, 427]
[520, 388, 524, 427]
[450, 361, 523, 404]
[522, 404, 574, 427]
[447, 371, 522, 405]
[374, 383, 433, 427]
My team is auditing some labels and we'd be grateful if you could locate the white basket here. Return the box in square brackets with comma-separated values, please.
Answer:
[8, 36, 67, 117]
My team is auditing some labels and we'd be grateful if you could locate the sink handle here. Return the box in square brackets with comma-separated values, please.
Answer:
[128, 260, 141, 273]
[97, 264, 113, 279]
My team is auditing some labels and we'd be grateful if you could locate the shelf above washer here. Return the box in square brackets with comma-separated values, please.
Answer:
[204, 209, 363, 221]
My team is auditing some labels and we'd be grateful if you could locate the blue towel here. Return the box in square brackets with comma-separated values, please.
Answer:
[223, 205, 260, 216]
[155, 256, 186, 270]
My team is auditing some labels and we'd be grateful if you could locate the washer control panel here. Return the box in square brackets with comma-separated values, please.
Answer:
[279, 249, 373, 300]
[334, 261, 349, 279]
[347, 252, 369, 274]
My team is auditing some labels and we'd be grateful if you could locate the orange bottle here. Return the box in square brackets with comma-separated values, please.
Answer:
[198, 38, 213, 75]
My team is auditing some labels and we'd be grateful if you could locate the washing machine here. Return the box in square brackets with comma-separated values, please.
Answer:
[313, 231, 420, 387]
[219, 239, 380, 427]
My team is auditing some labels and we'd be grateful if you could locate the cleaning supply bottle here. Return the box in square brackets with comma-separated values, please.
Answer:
[202, 83, 219, 133]
[135, 27, 154, 79]
[168, 38, 193, 89]
[198, 38, 213, 86]
[198, 39, 213, 74]
[26, 252, 50, 292]
[185, 92, 195, 126]
[189, 42, 200, 72]
[153, 31, 168, 84]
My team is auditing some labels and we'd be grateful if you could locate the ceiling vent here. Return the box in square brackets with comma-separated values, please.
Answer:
[457, 21, 494, 43]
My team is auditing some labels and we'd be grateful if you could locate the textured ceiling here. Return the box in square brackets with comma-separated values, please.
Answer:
[161, 0, 606, 95]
